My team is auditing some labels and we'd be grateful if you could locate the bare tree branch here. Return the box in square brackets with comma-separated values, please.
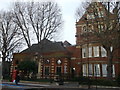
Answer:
[0, 11, 23, 77]
[12, 1, 63, 47]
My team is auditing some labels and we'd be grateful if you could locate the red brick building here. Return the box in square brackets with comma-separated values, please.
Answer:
[12, 39, 72, 79]
[71, 2, 120, 79]
[12, 2, 120, 80]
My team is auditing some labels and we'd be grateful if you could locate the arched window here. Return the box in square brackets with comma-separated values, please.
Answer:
[57, 59, 62, 64]
[44, 59, 50, 64]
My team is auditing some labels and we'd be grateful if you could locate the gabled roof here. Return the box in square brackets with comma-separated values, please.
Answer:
[77, 2, 113, 24]
[21, 39, 68, 53]
[63, 40, 71, 47]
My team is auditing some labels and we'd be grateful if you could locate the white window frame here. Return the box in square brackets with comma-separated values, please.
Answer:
[102, 64, 115, 77]
[94, 64, 100, 77]
[101, 46, 107, 57]
[83, 64, 87, 76]
[82, 47, 88, 58]
[102, 64, 107, 77]
[93, 46, 99, 57]
[110, 46, 113, 52]
[88, 64, 93, 76]
[64, 65, 67, 74]
[89, 46, 92, 58]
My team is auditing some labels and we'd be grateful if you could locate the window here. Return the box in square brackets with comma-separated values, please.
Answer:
[88, 25, 93, 32]
[102, 64, 115, 77]
[57, 60, 62, 64]
[102, 64, 107, 77]
[94, 64, 100, 77]
[88, 64, 93, 76]
[44, 59, 50, 64]
[98, 11, 104, 17]
[82, 48, 85, 58]
[112, 65, 115, 77]
[82, 47, 88, 58]
[87, 14, 95, 19]
[93, 46, 99, 57]
[101, 46, 107, 57]
[64, 65, 67, 73]
[56, 67, 61, 75]
[45, 67, 50, 75]
[82, 26, 87, 33]
[82, 45, 93, 58]
[98, 24, 104, 29]
[89, 47, 92, 57]
[83, 64, 93, 76]
[83, 64, 87, 76]
[110, 46, 113, 52]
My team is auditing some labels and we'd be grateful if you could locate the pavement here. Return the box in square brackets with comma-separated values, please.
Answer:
[1, 81, 120, 90]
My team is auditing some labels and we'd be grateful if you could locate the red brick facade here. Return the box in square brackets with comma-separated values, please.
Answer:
[12, 2, 120, 79]
[72, 2, 120, 79]
[12, 40, 72, 79]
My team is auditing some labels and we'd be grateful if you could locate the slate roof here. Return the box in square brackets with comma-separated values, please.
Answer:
[63, 41, 71, 47]
[21, 39, 68, 53]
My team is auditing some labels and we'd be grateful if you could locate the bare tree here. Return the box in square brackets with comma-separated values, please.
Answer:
[12, 1, 63, 48]
[76, 2, 120, 79]
[0, 11, 23, 77]
[75, 2, 89, 21]
[12, 2, 32, 48]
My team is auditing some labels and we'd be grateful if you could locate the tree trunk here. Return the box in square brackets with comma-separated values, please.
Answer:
[2, 54, 6, 79]
[2, 52, 9, 79]
[107, 50, 113, 80]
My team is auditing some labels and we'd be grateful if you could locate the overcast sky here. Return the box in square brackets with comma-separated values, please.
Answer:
[0, 0, 84, 45]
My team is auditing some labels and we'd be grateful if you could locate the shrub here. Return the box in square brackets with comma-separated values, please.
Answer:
[116, 75, 120, 86]
[91, 79, 117, 86]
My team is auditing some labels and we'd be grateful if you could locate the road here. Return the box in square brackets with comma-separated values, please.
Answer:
[1, 82, 120, 90]
[1, 82, 46, 90]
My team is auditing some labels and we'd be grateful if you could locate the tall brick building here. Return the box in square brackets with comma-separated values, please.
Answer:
[72, 2, 120, 78]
